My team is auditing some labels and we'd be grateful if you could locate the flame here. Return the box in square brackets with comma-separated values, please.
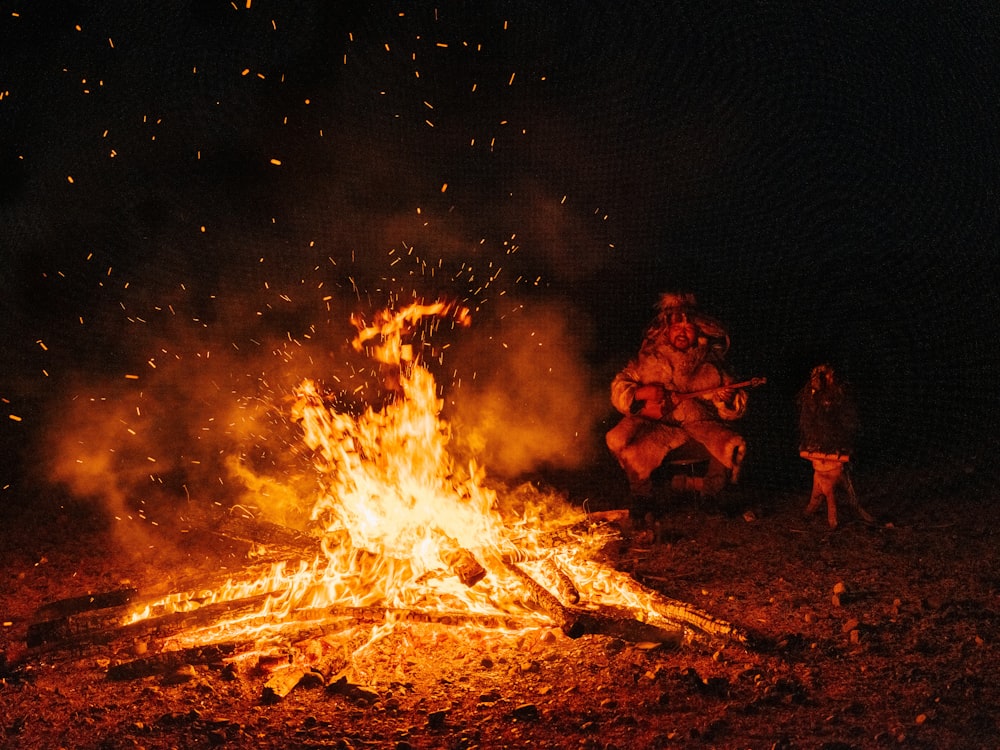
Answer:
[296, 301, 499, 587]
[126, 300, 692, 657]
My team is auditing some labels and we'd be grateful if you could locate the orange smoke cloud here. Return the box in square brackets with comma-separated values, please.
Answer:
[445, 298, 606, 479]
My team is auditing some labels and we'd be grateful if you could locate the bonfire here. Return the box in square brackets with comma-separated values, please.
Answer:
[24, 301, 746, 699]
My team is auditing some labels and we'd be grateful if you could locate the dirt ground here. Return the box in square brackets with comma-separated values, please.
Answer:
[2, 454, 999, 750]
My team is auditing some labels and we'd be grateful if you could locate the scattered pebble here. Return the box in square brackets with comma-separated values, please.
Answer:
[512, 703, 539, 721]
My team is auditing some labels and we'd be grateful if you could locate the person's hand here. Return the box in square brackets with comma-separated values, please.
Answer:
[632, 383, 674, 420]
[714, 387, 747, 419]
[634, 383, 667, 403]
[714, 386, 736, 405]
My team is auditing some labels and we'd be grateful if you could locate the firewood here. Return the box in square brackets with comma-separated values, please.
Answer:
[552, 558, 752, 647]
[262, 665, 310, 703]
[26, 559, 311, 648]
[440, 545, 487, 587]
[306, 650, 350, 685]
[107, 642, 243, 681]
[436, 531, 486, 587]
[541, 558, 580, 605]
[31, 587, 139, 622]
[290, 629, 369, 685]
[28, 592, 279, 650]
[502, 559, 578, 635]
[214, 514, 321, 557]
[564, 605, 683, 646]
[326, 673, 380, 704]
[317, 606, 532, 632]
[510, 519, 622, 558]
[30, 576, 751, 665]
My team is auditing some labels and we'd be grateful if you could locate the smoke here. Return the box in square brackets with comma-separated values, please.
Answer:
[445, 298, 607, 479]
[37, 283, 364, 538]
[31, 234, 606, 540]
[37, 269, 609, 551]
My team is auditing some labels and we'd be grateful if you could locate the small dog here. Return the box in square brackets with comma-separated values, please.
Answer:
[797, 364, 874, 528]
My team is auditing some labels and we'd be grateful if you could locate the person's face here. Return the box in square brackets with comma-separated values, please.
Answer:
[666, 312, 698, 351]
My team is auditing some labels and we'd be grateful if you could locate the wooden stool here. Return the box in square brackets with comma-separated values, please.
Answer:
[800, 450, 874, 528]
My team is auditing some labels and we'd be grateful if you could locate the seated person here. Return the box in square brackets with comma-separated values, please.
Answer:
[606, 292, 748, 512]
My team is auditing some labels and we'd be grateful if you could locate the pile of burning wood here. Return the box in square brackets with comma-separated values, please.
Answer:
[22, 509, 747, 702]
[17, 302, 751, 701]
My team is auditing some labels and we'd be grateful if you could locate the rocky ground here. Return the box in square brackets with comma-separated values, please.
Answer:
[2, 454, 999, 750]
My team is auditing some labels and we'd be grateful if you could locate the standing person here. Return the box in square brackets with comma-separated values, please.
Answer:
[606, 292, 749, 516]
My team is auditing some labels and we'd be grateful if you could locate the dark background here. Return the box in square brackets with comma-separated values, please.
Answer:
[2, 1, 998, 503]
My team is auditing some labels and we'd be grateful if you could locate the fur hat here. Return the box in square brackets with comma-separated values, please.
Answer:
[656, 292, 698, 312]
[653, 291, 730, 353]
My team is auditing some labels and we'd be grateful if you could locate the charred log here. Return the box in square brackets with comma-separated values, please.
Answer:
[31, 587, 139, 622]
[646, 589, 750, 646]
[213, 513, 321, 558]
[327, 673, 380, 704]
[502, 559, 578, 635]
[107, 642, 243, 681]
[28, 592, 280, 651]
[569, 560, 751, 647]
[566, 605, 683, 646]
[503, 518, 622, 562]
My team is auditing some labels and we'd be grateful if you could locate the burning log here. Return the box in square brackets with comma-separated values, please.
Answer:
[297, 635, 359, 685]
[437, 532, 487, 587]
[502, 559, 579, 635]
[27, 592, 281, 650]
[596, 565, 754, 647]
[648, 590, 749, 646]
[506, 512, 623, 556]
[542, 558, 581, 605]
[213, 513, 322, 559]
[209, 512, 489, 590]
[262, 666, 311, 703]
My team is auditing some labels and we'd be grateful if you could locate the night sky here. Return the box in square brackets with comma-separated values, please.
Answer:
[2, 2, 999, 503]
